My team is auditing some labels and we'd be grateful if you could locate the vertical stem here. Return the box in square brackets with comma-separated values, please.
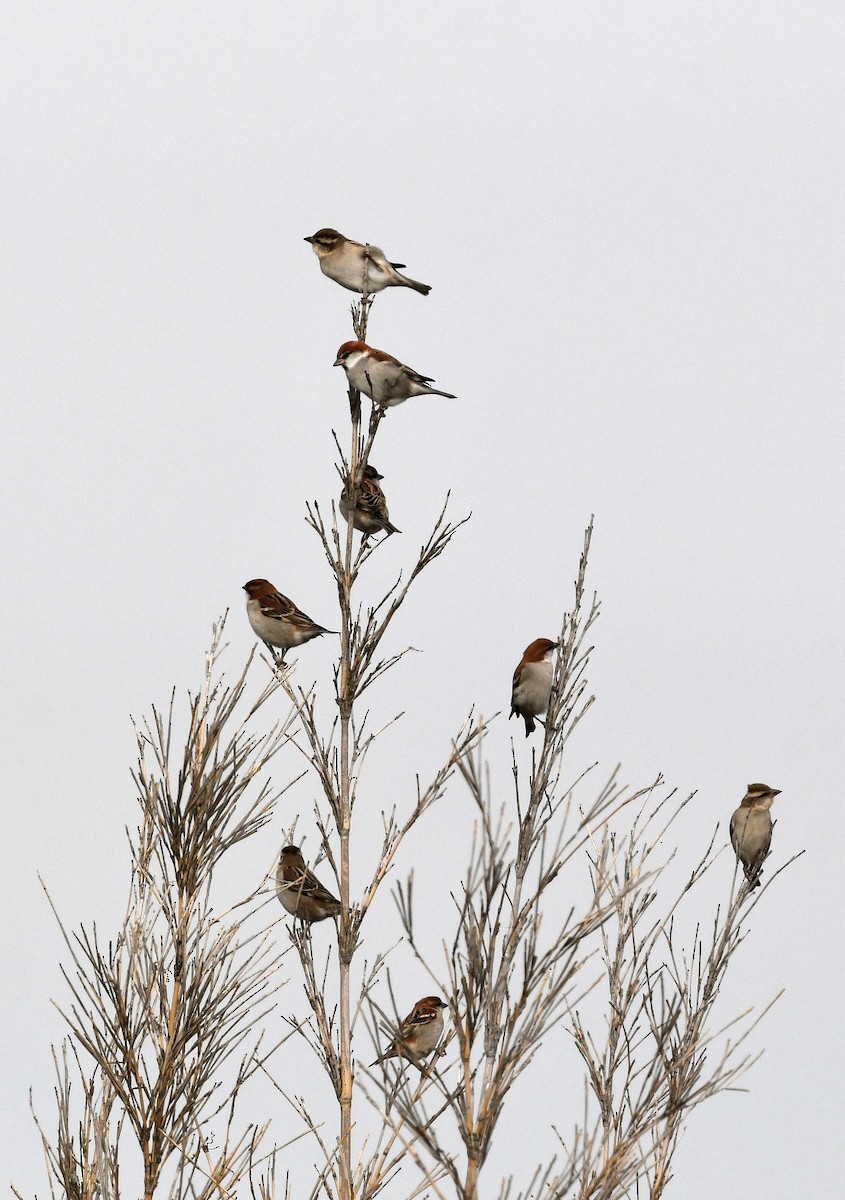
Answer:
[337, 414, 356, 1200]
[463, 1158, 479, 1200]
[336, 291, 371, 1200]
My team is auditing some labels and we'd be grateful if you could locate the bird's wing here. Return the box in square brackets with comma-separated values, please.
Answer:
[402, 364, 436, 386]
[510, 664, 523, 714]
[286, 864, 339, 905]
[259, 590, 297, 620]
[303, 869, 340, 904]
[404, 1002, 440, 1032]
[360, 480, 390, 523]
[729, 809, 741, 855]
[758, 814, 773, 860]
[360, 244, 397, 280]
[262, 591, 325, 633]
[360, 242, 392, 263]
[288, 607, 326, 633]
[367, 346, 403, 367]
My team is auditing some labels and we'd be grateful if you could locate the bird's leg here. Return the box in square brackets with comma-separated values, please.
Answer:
[366, 401, 380, 440]
[266, 643, 288, 672]
[368, 401, 388, 439]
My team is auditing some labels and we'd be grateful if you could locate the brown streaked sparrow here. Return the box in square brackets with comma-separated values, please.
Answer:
[372, 995, 447, 1066]
[304, 228, 431, 295]
[276, 845, 341, 923]
[243, 579, 335, 659]
[730, 783, 781, 887]
[510, 638, 558, 737]
[334, 340, 456, 407]
[340, 464, 400, 540]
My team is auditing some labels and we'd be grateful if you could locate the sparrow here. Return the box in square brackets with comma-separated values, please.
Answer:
[730, 782, 781, 887]
[243, 579, 335, 659]
[334, 341, 456, 407]
[339, 464, 400, 540]
[372, 995, 447, 1066]
[276, 845, 341, 923]
[510, 638, 558, 737]
[304, 228, 431, 295]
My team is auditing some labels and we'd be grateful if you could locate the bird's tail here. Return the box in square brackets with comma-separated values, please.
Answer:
[370, 1049, 395, 1067]
[398, 274, 431, 295]
[510, 707, 535, 737]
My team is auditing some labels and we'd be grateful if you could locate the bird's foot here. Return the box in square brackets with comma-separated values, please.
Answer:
[266, 644, 289, 672]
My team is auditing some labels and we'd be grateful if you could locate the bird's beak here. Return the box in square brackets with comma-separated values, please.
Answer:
[333, 357, 342, 367]
[304, 236, 314, 244]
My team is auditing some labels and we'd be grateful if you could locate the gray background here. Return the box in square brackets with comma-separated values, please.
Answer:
[2, 2, 842, 1194]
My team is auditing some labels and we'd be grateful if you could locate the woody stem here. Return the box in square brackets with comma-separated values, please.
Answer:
[336, 294, 370, 1200]
[337, 411, 356, 1200]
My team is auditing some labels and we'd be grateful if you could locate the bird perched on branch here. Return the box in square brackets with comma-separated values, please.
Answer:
[304, 227, 431, 295]
[730, 782, 781, 887]
[275, 845, 341, 923]
[243, 579, 335, 659]
[372, 996, 447, 1066]
[510, 638, 558, 737]
[334, 340, 456, 407]
[340, 464, 400, 541]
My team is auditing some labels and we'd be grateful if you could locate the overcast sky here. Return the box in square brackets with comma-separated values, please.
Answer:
[2, 2, 843, 1194]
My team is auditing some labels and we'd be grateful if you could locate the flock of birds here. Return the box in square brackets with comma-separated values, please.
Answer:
[244, 228, 782, 1067]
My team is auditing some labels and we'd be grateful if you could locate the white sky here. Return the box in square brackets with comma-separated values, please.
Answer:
[2, 2, 843, 1194]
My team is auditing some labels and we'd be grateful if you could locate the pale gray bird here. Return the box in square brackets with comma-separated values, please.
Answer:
[334, 340, 456, 407]
[510, 638, 558, 737]
[305, 228, 431, 295]
[730, 782, 781, 886]
[371, 996, 447, 1066]
[243, 579, 335, 660]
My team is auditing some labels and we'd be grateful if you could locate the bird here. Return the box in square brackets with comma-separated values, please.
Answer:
[730, 782, 781, 886]
[275, 845, 341, 923]
[334, 341, 456, 407]
[372, 995, 447, 1066]
[339, 464, 400, 540]
[243, 579, 335, 659]
[510, 638, 558, 737]
[304, 228, 431, 295]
